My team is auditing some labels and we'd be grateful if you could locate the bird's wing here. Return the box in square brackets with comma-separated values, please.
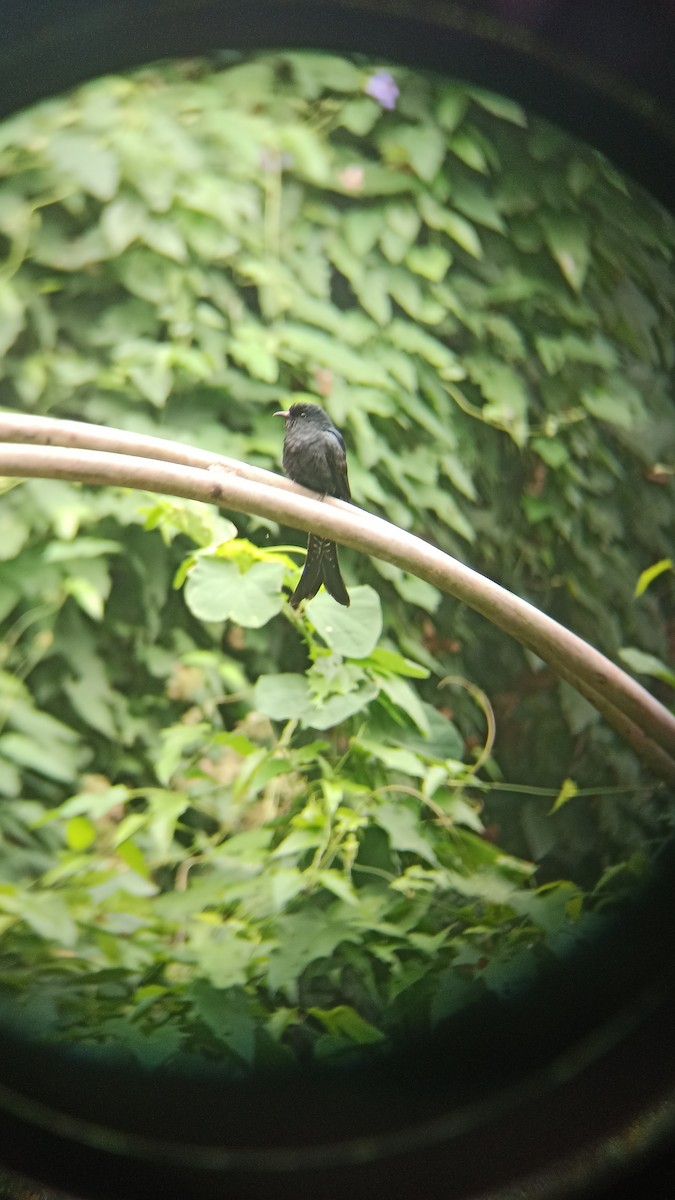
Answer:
[324, 430, 351, 501]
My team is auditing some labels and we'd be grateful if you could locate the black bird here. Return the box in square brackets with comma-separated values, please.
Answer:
[274, 402, 351, 608]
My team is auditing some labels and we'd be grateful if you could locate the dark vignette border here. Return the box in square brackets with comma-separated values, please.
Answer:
[0, 3, 674, 1198]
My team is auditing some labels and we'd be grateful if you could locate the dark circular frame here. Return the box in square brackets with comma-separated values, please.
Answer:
[1, 3, 674, 1198]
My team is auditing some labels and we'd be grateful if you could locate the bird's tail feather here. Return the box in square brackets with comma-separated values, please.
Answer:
[290, 535, 349, 608]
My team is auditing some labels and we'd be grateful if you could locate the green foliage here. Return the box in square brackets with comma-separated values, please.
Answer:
[0, 52, 672, 1072]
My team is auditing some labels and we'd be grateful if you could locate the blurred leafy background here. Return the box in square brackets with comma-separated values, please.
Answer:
[0, 50, 673, 1071]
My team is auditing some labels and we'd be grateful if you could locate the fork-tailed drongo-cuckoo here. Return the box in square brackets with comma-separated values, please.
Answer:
[274, 402, 351, 608]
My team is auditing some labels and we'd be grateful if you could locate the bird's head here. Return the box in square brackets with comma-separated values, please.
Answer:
[274, 402, 333, 430]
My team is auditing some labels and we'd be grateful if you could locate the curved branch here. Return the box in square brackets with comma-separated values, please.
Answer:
[1, 424, 674, 783]
[0, 410, 291, 490]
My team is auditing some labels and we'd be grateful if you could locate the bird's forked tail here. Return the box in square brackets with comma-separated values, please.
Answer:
[289, 534, 349, 607]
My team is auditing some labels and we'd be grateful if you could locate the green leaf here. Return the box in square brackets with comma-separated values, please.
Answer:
[0, 732, 83, 784]
[34, 784, 130, 825]
[128, 358, 174, 407]
[267, 910, 361, 998]
[65, 815, 97, 850]
[540, 212, 590, 291]
[141, 219, 187, 262]
[185, 558, 284, 627]
[63, 570, 109, 621]
[581, 381, 646, 429]
[188, 925, 261, 990]
[619, 647, 675, 688]
[531, 438, 569, 469]
[357, 739, 426, 779]
[435, 85, 468, 133]
[388, 570, 445, 610]
[443, 865, 517, 905]
[392, 704, 465, 761]
[438, 794, 485, 834]
[385, 201, 421, 244]
[511, 882, 583, 935]
[34, 224, 109, 270]
[469, 88, 527, 126]
[442, 211, 483, 259]
[101, 195, 147, 253]
[306, 585, 383, 657]
[522, 496, 553, 525]
[380, 226, 413, 265]
[308, 1004, 385, 1043]
[284, 51, 362, 93]
[314, 870, 359, 906]
[278, 323, 391, 387]
[190, 981, 256, 1063]
[47, 131, 120, 200]
[374, 801, 439, 865]
[64, 663, 119, 741]
[44, 537, 122, 562]
[0, 757, 20, 797]
[449, 131, 488, 174]
[267, 867, 306, 913]
[18, 891, 78, 946]
[388, 318, 464, 379]
[379, 122, 446, 182]
[479, 952, 541, 999]
[405, 243, 452, 282]
[280, 125, 331, 185]
[535, 333, 617, 374]
[549, 777, 579, 814]
[451, 178, 505, 232]
[634, 559, 672, 598]
[387, 269, 445, 323]
[465, 357, 529, 445]
[272, 828, 325, 859]
[303, 676, 379, 730]
[377, 674, 430, 736]
[364, 647, 429, 680]
[338, 98, 380, 136]
[342, 207, 383, 257]
[117, 839, 150, 878]
[144, 791, 190, 858]
[354, 269, 392, 326]
[277, 294, 370, 345]
[418, 194, 483, 258]
[117, 247, 183, 305]
[143, 496, 237, 549]
[0, 509, 30, 560]
[0, 282, 24, 355]
[254, 673, 312, 721]
[440, 451, 478, 500]
[342, 162, 414, 197]
[96, 1019, 182, 1068]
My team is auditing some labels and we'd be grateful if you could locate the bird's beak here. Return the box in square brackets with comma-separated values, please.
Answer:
[273, 410, 288, 419]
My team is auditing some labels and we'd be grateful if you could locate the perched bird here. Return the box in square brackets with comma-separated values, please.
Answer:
[274, 402, 351, 608]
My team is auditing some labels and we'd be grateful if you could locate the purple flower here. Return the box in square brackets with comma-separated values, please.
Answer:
[365, 70, 399, 111]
